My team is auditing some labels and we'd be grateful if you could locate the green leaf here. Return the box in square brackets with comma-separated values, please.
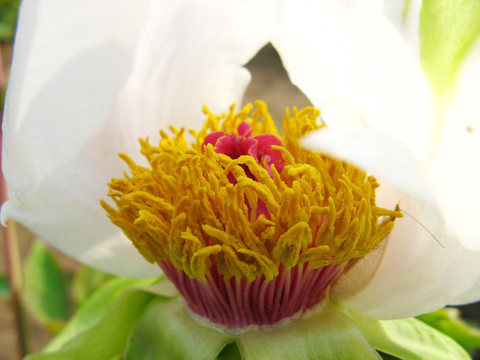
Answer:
[237, 305, 381, 360]
[420, 0, 480, 94]
[71, 266, 114, 307]
[24, 240, 69, 331]
[349, 310, 471, 360]
[0, 0, 19, 41]
[0, 0, 19, 7]
[24, 284, 155, 360]
[43, 276, 161, 353]
[126, 297, 233, 360]
[418, 307, 480, 350]
[0, 275, 10, 299]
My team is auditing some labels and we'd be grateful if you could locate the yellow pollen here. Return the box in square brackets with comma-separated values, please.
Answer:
[101, 101, 402, 281]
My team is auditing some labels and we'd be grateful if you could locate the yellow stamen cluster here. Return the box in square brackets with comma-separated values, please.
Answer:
[102, 101, 401, 281]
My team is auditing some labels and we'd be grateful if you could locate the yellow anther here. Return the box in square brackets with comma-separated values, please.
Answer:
[190, 245, 222, 279]
[102, 101, 401, 280]
[273, 222, 312, 267]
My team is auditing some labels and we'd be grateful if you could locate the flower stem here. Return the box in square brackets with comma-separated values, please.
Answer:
[1, 43, 31, 359]
[1, 218, 30, 358]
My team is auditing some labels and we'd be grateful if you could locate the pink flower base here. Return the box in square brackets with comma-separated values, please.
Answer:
[161, 260, 343, 329]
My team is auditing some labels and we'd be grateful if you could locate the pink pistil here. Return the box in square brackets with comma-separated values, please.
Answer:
[203, 122, 284, 220]
[203, 122, 284, 176]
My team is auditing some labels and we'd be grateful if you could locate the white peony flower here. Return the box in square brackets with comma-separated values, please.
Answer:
[2, 0, 480, 323]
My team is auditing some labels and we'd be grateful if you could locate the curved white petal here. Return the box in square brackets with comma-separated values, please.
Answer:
[395, 0, 421, 47]
[337, 0, 421, 47]
[2, 0, 266, 276]
[301, 128, 433, 203]
[1, 0, 155, 277]
[337, 0, 404, 28]
[244, 0, 435, 163]
[319, 99, 370, 130]
[343, 184, 480, 318]
[302, 128, 480, 317]
[426, 40, 480, 251]
[2, 132, 160, 277]
[2, 0, 149, 200]
[112, 0, 267, 149]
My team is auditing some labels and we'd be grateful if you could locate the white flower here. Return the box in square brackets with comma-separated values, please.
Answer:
[2, 0, 480, 320]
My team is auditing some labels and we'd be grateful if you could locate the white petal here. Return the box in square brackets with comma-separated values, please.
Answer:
[2, 0, 266, 276]
[343, 184, 480, 318]
[112, 0, 267, 148]
[301, 128, 434, 203]
[2, 0, 149, 200]
[426, 40, 480, 251]
[337, 0, 406, 29]
[451, 274, 480, 306]
[391, 0, 422, 47]
[340, 0, 421, 47]
[302, 128, 480, 315]
[1, 0, 154, 277]
[2, 131, 160, 277]
[245, 0, 435, 162]
[319, 99, 370, 130]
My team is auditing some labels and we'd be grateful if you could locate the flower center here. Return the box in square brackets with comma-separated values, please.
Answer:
[203, 121, 284, 178]
[102, 101, 401, 330]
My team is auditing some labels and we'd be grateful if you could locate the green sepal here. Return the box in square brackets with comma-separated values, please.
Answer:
[127, 299, 381, 360]
[24, 240, 69, 333]
[349, 309, 471, 359]
[418, 307, 480, 351]
[126, 297, 233, 360]
[237, 305, 381, 360]
[24, 276, 172, 360]
[419, 0, 480, 94]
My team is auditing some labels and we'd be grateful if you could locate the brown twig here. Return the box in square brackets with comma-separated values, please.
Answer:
[1, 42, 31, 359]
